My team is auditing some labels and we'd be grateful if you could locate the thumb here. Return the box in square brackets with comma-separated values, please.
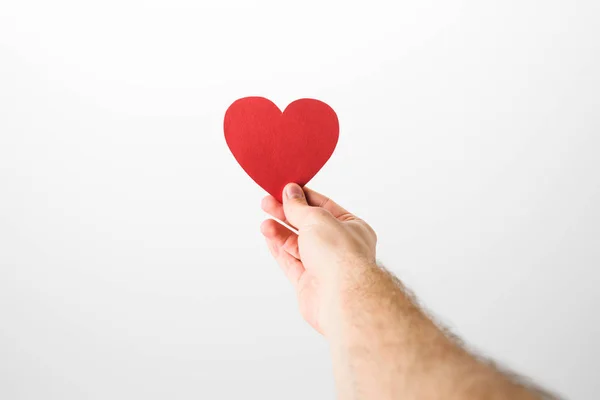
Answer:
[282, 183, 312, 229]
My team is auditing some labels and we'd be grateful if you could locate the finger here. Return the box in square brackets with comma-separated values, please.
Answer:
[261, 195, 288, 224]
[260, 219, 300, 259]
[282, 183, 314, 229]
[303, 187, 351, 219]
[265, 237, 304, 289]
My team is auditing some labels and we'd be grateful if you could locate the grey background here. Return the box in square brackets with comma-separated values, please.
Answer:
[1, 0, 599, 398]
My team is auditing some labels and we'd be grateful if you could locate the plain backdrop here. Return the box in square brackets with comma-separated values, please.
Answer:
[1, 1, 599, 399]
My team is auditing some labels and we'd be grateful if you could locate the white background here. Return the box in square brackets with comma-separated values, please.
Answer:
[1, 0, 599, 398]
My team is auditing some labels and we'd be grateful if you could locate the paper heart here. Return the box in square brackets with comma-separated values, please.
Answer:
[224, 97, 339, 202]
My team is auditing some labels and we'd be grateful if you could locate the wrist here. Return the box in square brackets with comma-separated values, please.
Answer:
[328, 256, 379, 293]
[319, 259, 383, 335]
[323, 261, 419, 339]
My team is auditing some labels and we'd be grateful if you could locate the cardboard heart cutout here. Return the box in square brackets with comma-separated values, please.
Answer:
[224, 97, 339, 202]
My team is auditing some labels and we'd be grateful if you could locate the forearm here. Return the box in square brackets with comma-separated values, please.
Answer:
[327, 263, 542, 400]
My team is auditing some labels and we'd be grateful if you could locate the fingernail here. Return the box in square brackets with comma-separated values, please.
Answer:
[285, 183, 304, 200]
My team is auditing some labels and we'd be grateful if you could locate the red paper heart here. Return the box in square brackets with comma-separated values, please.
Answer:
[224, 97, 339, 202]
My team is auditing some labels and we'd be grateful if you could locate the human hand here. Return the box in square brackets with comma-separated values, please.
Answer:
[262, 185, 553, 400]
[261, 183, 377, 335]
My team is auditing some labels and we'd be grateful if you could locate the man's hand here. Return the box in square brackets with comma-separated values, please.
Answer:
[261, 183, 555, 400]
[260, 183, 376, 335]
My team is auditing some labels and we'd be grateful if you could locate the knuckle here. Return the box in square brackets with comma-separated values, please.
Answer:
[366, 224, 377, 243]
[355, 219, 377, 243]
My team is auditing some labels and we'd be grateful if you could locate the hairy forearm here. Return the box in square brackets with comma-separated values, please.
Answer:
[327, 262, 545, 400]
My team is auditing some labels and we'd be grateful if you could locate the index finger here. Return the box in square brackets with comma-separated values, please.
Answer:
[303, 187, 351, 219]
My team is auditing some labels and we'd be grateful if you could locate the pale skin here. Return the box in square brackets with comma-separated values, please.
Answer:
[261, 183, 557, 400]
